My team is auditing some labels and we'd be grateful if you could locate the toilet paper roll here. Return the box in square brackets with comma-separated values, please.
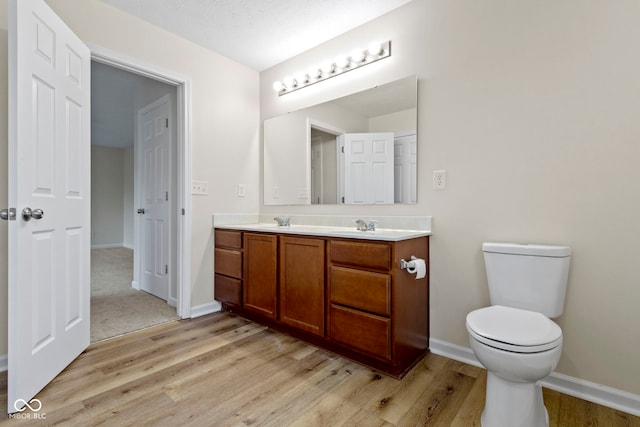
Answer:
[406, 257, 427, 279]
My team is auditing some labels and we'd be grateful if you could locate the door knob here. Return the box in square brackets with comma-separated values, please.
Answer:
[22, 207, 44, 221]
[137, 208, 145, 214]
[1, 208, 16, 221]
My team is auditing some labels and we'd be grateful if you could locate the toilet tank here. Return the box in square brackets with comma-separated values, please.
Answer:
[483, 242, 571, 318]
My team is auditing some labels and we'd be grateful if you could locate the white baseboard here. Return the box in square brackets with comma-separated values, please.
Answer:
[429, 338, 640, 417]
[190, 301, 221, 318]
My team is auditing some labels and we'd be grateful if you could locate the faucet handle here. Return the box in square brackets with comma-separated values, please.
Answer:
[353, 219, 367, 231]
[366, 219, 378, 231]
[274, 216, 290, 227]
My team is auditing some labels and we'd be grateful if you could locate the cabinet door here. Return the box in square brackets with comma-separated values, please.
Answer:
[279, 236, 325, 336]
[243, 233, 278, 319]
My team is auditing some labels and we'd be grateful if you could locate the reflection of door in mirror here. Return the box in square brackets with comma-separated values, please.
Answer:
[310, 128, 339, 204]
[394, 132, 417, 203]
[339, 133, 395, 204]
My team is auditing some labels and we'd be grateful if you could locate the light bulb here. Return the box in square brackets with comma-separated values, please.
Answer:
[283, 75, 296, 88]
[321, 61, 335, 75]
[368, 41, 383, 57]
[295, 72, 309, 85]
[307, 66, 320, 80]
[272, 81, 285, 92]
[335, 55, 349, 69]
[350, 48, 365, 63]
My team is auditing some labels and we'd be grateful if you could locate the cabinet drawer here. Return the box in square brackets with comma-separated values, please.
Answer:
[329, 240, 390, 270]
[214, 274, 242, 306]
[330, 266, 390, 316]
[330, 304, 391, 360]
[215, 229, 242, 249]
[214, 248, 242, 279]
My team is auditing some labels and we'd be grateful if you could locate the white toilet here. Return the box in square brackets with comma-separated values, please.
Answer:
[466, 242, 571, 427]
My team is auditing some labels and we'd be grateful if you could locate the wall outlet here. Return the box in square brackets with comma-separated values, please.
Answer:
[192, 180, 208, 195]
[273, 186, 279, 199]
[238, 184, 245, 198]
[433, 170, 447, 190]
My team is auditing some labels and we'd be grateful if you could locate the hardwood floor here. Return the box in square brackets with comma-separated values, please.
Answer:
[1, 312, 638, 426]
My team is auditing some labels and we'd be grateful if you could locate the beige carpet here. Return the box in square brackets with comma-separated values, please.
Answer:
[91, 247, 179, 342]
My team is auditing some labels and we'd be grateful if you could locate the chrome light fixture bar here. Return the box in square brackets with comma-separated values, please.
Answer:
[273, 40, 391, 96]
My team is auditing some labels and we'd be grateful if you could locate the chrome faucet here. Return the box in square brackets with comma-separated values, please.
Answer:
[354, 219, 377, 231]
[274, 216, 290, 227]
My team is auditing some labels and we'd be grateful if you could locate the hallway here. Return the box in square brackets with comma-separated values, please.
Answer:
[91, 247, 178, 342]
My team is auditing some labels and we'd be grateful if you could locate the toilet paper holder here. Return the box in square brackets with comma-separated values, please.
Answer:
[400, 255, 419, 270]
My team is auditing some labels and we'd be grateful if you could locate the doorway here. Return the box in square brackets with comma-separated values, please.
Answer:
[90, 61, 179, 341]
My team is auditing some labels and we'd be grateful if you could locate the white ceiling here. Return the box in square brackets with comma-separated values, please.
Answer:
[100, 0, 413, 71]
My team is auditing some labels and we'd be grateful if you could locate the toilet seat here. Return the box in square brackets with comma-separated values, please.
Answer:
[466, 305, 562, 353]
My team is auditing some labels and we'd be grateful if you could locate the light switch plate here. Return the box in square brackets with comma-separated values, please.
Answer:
[192, 180, 208, 195]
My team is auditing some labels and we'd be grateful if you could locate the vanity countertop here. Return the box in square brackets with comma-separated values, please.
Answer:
[214, 223, 431, 242]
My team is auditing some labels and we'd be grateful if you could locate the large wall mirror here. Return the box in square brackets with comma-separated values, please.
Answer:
[264, 75, 417, 205]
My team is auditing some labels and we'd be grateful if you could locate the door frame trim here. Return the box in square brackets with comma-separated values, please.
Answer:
[90, 44, 192, 318]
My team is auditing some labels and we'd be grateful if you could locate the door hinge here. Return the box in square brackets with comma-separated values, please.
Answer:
[341, 146, 344, 153]
[165, 265, 168, 274]
[166, 191, 169, 201]
[341, 196, 345, 203]
[166, 118, 169, 128]
[181, 208, 185, 215]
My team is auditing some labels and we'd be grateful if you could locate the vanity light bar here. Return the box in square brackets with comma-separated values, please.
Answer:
[273, 40, 391, 96]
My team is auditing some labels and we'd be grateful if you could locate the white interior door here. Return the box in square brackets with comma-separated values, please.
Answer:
[137, 95, 171, 301]
[7, 0, 90, 412]
[394, 132, 417, 203]
[342, 132, 394, 204]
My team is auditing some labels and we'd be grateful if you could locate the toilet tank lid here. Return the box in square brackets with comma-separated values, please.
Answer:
[483, 242, 571, 257]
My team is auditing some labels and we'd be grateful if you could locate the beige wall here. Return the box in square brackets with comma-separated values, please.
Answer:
[260, 0, 640, 395]
[91, 145, 125, 247]
[0, 0, 260, 355]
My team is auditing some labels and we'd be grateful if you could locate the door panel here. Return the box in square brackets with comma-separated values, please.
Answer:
[393, 133, 417, 203]
[342, 132, 394, 204]
[8, 0, 91, 412]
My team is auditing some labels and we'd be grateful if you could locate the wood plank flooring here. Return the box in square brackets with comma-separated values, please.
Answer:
[1, 312, 638, 426]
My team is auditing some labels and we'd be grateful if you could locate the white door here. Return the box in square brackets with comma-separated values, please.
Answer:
[394, 132, 417, 203]
[7, 0, 90, 412]
[342, 133, 394, 204]
[137, 95, 171, 301]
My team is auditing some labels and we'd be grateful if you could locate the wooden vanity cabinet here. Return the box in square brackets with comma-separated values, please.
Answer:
[327, 236, 430, 376]
[214, 227, 430, 378]
[279, 236, 325, 336]
[214, 229, 243, 306]
[243, 233, 278, 319]
[328, 240, 393, 360]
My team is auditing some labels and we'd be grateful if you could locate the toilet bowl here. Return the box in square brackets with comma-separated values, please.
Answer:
[467, 305, 563, 427]
[467, 242, 570, 427]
